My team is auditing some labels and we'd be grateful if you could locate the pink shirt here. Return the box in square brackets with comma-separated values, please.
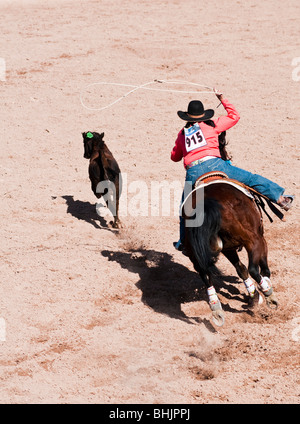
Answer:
[171, 98, 240, 168]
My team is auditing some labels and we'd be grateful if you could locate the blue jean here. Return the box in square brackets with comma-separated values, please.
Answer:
[178, 158, 285, 242]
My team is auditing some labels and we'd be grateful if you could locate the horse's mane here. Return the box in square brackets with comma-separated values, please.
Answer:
[183, 120, 232, 162]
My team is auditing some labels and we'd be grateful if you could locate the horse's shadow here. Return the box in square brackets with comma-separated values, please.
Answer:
[101, 248, 249, 332]
[62, 195, 114, 230]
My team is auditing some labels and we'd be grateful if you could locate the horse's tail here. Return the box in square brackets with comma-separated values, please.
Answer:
[186, 198, 222, 276]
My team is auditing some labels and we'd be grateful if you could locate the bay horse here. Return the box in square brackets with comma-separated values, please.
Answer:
[82, 131, 122, 228]
[182, 173, 279, 326]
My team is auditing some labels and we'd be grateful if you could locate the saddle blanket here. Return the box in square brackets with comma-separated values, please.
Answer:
[181, 179, 253, 216]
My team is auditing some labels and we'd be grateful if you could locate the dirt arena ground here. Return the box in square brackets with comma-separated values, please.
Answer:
[0, 0, 299, 404]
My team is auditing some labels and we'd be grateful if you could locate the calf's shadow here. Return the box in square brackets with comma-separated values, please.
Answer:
[62, 195, 114, 230]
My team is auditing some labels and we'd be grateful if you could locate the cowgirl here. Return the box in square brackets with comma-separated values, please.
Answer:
[171, 89, 294, 250]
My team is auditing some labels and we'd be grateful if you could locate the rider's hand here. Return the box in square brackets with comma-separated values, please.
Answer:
[213, 88, 223, 101]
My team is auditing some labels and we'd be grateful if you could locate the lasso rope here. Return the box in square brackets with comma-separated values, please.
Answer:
[80, 79, 215, 111]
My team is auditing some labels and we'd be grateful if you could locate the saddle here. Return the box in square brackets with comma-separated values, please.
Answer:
[195, 171, 229, 185]
[193, 171, 285, 222]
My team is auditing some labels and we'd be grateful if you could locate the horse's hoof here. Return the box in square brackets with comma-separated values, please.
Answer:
[248, 290, 263, 309]
[266, 293, 279, 310]
[111, 220, 122, 229]
[212, 310, 225, 327]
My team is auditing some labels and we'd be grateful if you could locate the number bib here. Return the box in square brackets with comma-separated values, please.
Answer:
[184, 123, 207, 152]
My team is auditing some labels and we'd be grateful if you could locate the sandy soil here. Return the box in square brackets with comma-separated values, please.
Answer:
[0, 0, 299, 404]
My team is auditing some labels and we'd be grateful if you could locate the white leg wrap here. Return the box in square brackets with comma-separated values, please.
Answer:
[207, 286, 221, 310]
[259, 276, 273, 296]
[244, 277, 256, 297]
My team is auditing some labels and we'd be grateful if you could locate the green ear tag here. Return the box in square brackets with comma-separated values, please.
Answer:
[86, 132, 93, 138]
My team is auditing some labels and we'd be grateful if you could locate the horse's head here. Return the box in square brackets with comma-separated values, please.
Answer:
[82, 131, 105, 158]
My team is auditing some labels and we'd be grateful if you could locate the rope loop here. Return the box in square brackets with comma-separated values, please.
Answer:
[80, 79, 215, 111]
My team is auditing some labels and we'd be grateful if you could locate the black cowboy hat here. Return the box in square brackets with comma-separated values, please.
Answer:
[177, 100, 214, 122]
